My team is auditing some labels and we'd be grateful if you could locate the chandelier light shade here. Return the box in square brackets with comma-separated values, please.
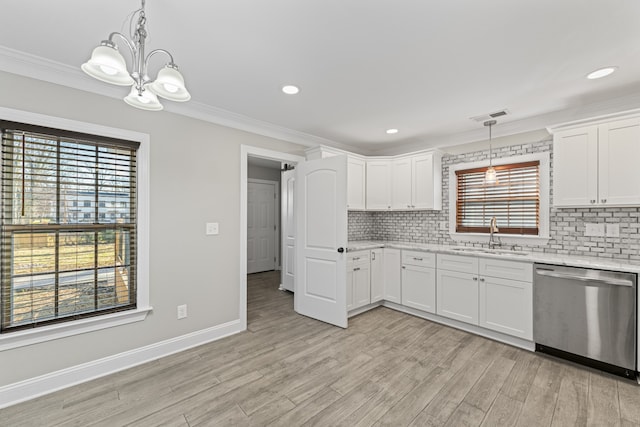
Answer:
[484, 120, 499, 185]
[81, 0, 190, 111]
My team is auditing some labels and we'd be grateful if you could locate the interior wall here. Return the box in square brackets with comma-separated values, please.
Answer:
[0, 70, 306, 387]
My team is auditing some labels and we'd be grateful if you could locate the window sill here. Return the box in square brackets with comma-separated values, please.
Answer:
[449, 232, 550, 247]
[0, 306, 153, 352]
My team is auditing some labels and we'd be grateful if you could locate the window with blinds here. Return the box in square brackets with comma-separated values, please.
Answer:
[0, 121, 139, 333]
[455, 161, 540, 235]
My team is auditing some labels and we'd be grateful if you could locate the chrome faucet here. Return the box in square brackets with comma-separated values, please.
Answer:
[488, 216, 500, 248]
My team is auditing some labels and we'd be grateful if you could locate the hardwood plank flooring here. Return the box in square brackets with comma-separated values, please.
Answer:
[2, 270, 640, 426]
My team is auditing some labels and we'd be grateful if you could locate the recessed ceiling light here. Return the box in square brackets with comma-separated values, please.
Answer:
[282, 85, 300, 95]
[587, 67, 618, 80]
[386, 128, 399, 134]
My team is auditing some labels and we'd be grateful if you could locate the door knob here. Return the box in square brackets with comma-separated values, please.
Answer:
[337, 247, 344, 253]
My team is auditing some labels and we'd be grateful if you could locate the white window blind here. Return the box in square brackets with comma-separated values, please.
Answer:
[455, 161, 540, 235]
[1, 121, 139, 333]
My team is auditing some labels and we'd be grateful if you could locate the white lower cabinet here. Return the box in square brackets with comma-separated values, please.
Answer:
[436, 269, 479, 324]
[370, 249, 384, 303]
[478, 261, 533, 340]
[401, 250, 436, 313]
[347, 251, 371, 311]
[383, 248, 402, 304]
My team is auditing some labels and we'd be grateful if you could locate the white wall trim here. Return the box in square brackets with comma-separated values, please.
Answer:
[0, 107, 152, 349]
[240, 146, 305, 330]
[0, 318, 242, 409]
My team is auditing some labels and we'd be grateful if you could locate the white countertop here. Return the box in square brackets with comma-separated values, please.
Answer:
[347, 240, 640, 274]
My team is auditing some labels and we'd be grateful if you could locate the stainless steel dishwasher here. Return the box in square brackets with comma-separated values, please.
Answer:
[533, 263, 637, 379]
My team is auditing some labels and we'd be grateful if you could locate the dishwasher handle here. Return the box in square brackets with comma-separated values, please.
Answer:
[535, 269, 634, 287]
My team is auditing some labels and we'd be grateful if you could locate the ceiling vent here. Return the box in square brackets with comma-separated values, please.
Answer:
[470, 109, 509, 123]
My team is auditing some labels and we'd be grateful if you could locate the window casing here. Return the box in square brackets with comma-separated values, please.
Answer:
[455, 161, 540, 235]
[1, 121, 139, 334]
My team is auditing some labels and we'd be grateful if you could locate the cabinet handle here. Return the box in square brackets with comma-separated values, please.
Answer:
[412, 205, 415, 208]
[354, 267, 360, 271]
[372, 252, 376, 260]
[407, 204, 411, 208]
[388, 206, 391, 209]
[413, 257, 423, 261]
[601, 199, 607, 203]
[473, 277, 478, 281]
[353, 257, 360, 261]
[590, 200, 596, 204]
[402, 266, 406, 269]
[480, 278, 485, 282]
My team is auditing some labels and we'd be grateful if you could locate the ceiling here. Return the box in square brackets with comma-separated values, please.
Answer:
[2, 1, 640, 154]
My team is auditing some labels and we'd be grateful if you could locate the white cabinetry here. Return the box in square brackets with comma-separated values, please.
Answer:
[436, 254, 532, 340]
[553, 117, 640, 207]
[391, 153, 442, 210]
[401, 250, 436, 313]
[478, 258, 532, 340]
[366, 160, 392, 210]
[347, 251, 371, 311]
[370, 249, 384, 303]
[436, 255, 479, 324]
[383, 248, 401, 304]
[347, 156, 366, 210]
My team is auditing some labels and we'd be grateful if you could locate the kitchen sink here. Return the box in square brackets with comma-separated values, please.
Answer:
[450, 247, 529, 256]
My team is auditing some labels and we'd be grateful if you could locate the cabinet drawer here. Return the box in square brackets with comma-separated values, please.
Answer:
[479, 258, 532, 282]
[402, 250, 436, 268]
[437, 254, 478, 274]
[348, 251, 370, 264]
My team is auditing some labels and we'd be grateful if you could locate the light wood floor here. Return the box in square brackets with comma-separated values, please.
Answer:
[3, 271, 640, 426]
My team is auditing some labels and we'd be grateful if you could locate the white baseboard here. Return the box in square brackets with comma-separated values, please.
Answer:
[0, 319, 244, 409]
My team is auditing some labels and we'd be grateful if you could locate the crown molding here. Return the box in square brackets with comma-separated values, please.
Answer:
[0, 45, 349, 150]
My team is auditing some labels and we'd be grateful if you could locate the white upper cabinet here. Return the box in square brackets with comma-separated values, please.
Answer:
[347, 156, 366, 210]
[366, 160, 392, 210]
[552, 116, 640, 207]
[391, 153, 441, 210]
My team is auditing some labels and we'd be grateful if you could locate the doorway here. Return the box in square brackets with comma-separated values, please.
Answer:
[239, 146, 305, 331]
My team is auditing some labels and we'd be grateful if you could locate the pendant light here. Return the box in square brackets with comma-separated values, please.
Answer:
[484, 120, 498, 184]
[81, 0, 191, 111]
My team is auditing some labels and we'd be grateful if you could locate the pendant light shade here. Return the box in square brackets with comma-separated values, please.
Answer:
[149, 65, 191, 102]
[81, 44, 134, 86]
[484, 120, 499, 185]
[124, 87, 163, 111]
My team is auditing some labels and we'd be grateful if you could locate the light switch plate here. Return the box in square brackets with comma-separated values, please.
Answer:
[206, 222, 219, 235]
[177, 304, 187, 319]
[606, 223, 620, 238]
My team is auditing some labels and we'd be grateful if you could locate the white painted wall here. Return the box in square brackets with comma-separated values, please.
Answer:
[0, 70, 306, 388]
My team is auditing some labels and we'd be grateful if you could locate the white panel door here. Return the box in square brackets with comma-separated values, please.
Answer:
[599, 118, 640, 205]
[391, 157, 412, 209]
[247, 181, 276, 274]
[552, 126, 598, 206]
[281, 170, 295, 292]
[295, 155, 348, 328]
[370, 249, 384, 303]
[401, 264, 436, 313]
[383, 248, 401, 304]
[366, 160, 392, 210]
[479, 276, 532, 340]
[436, 269, 479, 325]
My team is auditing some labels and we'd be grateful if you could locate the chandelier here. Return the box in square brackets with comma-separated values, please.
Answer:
[81, 0, 190, 111]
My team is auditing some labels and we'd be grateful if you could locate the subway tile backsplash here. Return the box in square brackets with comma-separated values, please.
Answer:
[348, 138, 640, 262]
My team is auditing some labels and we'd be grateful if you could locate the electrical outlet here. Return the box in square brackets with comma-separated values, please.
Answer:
[585, 223, 605, 237]
[606, 223, 620, 238]
[177, 304, 187, 319]
[206, 222, 219, 235]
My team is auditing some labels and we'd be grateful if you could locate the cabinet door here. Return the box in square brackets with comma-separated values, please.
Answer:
[347, 156, 366, 210]
[479, 276, 532, 340]
[553, 126, 598, 206]
[412, 153, 435, 209]
[599, 118, 640, 206]
[366, 160, 392, 210]
[353, 262, 371, 309]
[370, 249, 384, 303]
[391, 157, 412, 209]
[346, 260, 354, 311]
[436, 269, 478, 325]
[383, 248, 401, 304]
[401, 265, 436, 313]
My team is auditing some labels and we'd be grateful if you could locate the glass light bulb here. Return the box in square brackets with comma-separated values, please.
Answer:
[163, 83, 179, 93]
[99, 64, 118, 76]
